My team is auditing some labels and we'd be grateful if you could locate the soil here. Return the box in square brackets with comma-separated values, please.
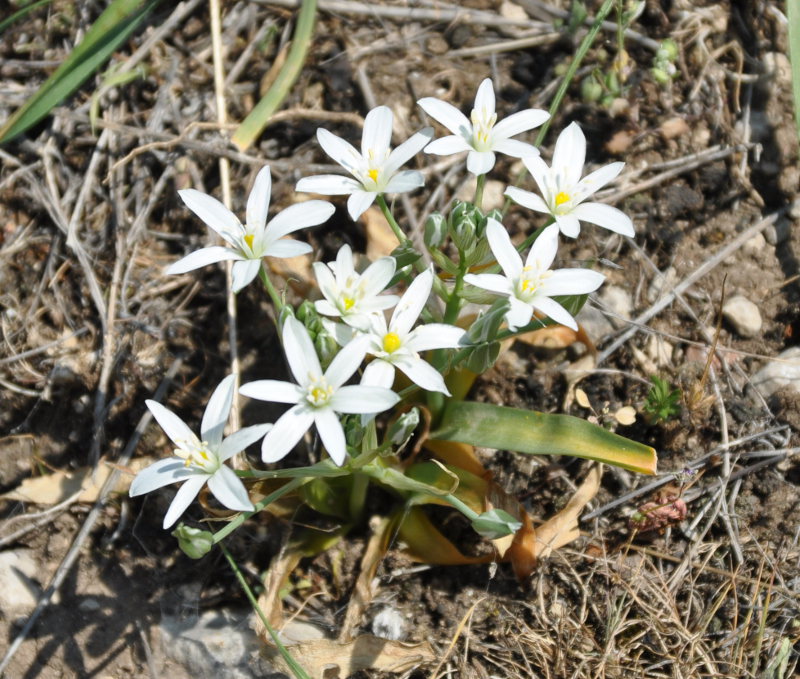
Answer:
[1, 1, 799, 678]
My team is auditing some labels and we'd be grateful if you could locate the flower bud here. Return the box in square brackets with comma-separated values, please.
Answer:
[172, 524, 214, 559]
[424, 212, 447, 249]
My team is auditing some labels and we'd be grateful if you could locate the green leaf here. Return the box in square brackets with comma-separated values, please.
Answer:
[0, 0, 54, 34]
[0, 0, 158, 145]
[471, 509, 522, 539]
[430, 401, 657, 475]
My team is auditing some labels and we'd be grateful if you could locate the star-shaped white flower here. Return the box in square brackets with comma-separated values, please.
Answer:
[239, 317, 400, 466]
[417, 77, 549, 176]
[313, 244, 399, 331]
[130, 375, 270, 529]
[169, 166, 335, 291]
[357, 269, 465, 395]
[504, 122, 634, 238]
[464, 220, 604, 331]
[296, 106, 433, 221]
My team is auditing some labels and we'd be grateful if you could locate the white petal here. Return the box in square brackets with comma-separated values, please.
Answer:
[314, 408, 348, 466]
[334, 243, 355, 281]
[315, 300, 341, 318]
[552, 122, 585, 188]
[526, 223, 559, 271]
[390, 269, 432, 335]
[532, 295, 578, 330]
[130, 458, 196, 496]
[261, 405, 314, 463]
[492, 139, 539, 158]
[466, 150, 496, 176]
[571, 202, 634, 237]
[575, 162, 624, 198]
[162, 475, 208, 529]
[417, 98, 471, 138]
[541, 268, 605, 296]
[491, 109, 549, 140]
[360, 257, 396, 297]
[317, 127, 362, 175]
[218, 423, 273, 461]
[322, 319, 357, 345]
[201, 374, 235, 447]
[384, 127, 433, 176]
[266, 201, 334, 241]
[521, 155, 553, 202]
[473, 78, 496, 118]
[296, 174, 361, 195]
[384, 171, 425, 194]
[424, 136, 472, 155]
[361, 106, 393, 160]
[231, 259, 261, 292]
[146, 400, 198, 450]
[282, 317, 322, 383]
[405, 324, 465, 352]
[324, 336, 368, 388]
[555, 213, 581, 238]
[313, 261, 338, 303]
[464, 273, 513, 296]
[504, 186, 549, 214]
[240, 379, 302, 404]
[246, 166, 272, 234]
[393, 354, 450, 395]
[264, 240, 313, 259]
[179, 189, 241, 241]
[207, 465, 254, 512]
[329, 385, 399, 414]
[361, 359, 395, 389]
[166, 247, 241, 275]
[347, 191, 377, 220]
[486, 219, 522, 279]
[506, 297, 534, 330]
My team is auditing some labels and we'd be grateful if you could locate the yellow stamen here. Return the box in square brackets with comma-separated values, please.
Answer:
[521, 279, 535, 292]
[555, 191, 570, 207]
[367, 168, 379, 183]
[311, 386, 328, 402]
[382, 332, 402, 354]
[244, 233, 255, 250]
[343, 297, 355, 310]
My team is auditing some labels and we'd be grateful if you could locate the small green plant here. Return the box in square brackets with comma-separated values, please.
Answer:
[651, 39, 680, 86]
[643, 376, 682, 423]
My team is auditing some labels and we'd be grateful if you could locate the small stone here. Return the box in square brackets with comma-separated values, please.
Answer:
[500, 0, 528, 20]
[764, 217, 791, 245]
[576, 304, 614, 341]
[762, 52, 792, 85]
[722, 295, 762, 338]
[646, 334, 673, 368]
[455, 178, 506, 212]
[647, 267, 678, 304]
[426, 35, 449, 55]
[79, 598, 102, 612]
[372, 607, 406, 641]
[0, 550, 42, 616]
[598, 285, 633, 328]
[742, 232, 766, 256]
[751, 347, 800, 399]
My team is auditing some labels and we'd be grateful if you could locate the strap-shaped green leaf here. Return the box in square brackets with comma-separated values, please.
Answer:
[0, 0, 158, 145]
[430, 401, 657, 475]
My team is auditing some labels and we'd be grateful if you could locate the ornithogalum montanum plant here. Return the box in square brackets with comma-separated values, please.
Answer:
[132, 81, 657, 608]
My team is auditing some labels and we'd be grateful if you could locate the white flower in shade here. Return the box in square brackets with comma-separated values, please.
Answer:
[296, 106, 433, 221]
[239, 317, 400, 466]
[169, 166, 335, 292]
[130, 375, 270, 529]
[313, 244, 399, 331]
[504, 122, 634, 238]
[417, 77, 549, 176]
[358, 269, 465, 395]
[464, 220, 604, 331]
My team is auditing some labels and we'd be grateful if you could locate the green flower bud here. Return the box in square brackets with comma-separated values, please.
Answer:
[581, 76, 603, 103]
[471, 508, 522, 539]
[424, 212, 448, 249]
[172, 523, 214, 559]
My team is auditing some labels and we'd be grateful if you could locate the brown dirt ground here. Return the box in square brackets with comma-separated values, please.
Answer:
[1, 1, 799, 677]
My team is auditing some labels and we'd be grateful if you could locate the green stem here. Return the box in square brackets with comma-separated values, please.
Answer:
[442, 493, 480, 521]
[259, 262, 285, 316]
[349, 472, 369, 522]
[473, 174, 485, 211]
[220, 544, 311, 679]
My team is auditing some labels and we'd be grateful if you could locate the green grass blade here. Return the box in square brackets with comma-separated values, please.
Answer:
[0, 0, 54, 34]
[231, 0, 317, 151]
[788, 0, 800, 140]
[430, 400, 657, 475]
[0, 0, 158, 145]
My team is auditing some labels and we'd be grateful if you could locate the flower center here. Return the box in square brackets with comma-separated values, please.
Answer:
[470, 109, 497, 151]
[174, 440, 217, 472]
[367, 168, 379, 183]
[554, 191, 570, 208]
[517, 266, 553, 302]
[306, 377, 334, 407]
[244, 233, 255, 250]
[343, 296, 356, 311]
[382, 332, 402, 353]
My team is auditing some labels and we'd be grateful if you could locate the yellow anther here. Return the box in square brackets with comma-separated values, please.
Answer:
[343, 297, 355, 311]
[311, 386, 327, 402]
[555, 191, 570, 207]
[521, 278, 535, 292]
[244, 233, 255, 250]
[382, 332, 402, 354]
[367, 168, 379, 183]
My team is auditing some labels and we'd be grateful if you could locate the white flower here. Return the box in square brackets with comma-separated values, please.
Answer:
[169, 166, 335, 292]
[239, 317, 400, 466]
[417, 77, 549, 176]
[313, 244, 399, 331]
[359, 270, 465, 395]
[130, 375, 269, 529]
[464, 220, 604, 331]
[296, 106, 433, 221]
[504, 122, 634, 238]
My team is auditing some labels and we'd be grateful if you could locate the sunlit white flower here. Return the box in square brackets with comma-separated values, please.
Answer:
[296, 106, 433, 221]
[504, 122, 634, 238]
[314, 244, 399, 331]
[169, 166, 335, 292]
[239, 317, 400, 466]
[359, 270, 465, 395]
[464, 220, 604, 331]
[417, 77, 549, 175]
[130, 375, 269, 529]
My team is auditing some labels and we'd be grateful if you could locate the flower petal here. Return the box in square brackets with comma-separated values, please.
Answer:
[296, 174, 362, 195]
[130, 458, 197, 496]
[491, 109, 550, 140]
[261, 405, 314, 463]
[473, 78, 496, 118]
[526, 223, 559, 272]
[521, 155, 553, 202]
[166, 246, 241, 275]
[503, 186, 549, 215]
[201, 374, 235, 447]
[360, 257, 396, 297]
[282, 316, 322, 383]
[239, 379, 303, 404]
[417, 98, 472, 138]
[466, 150, 496, 176]
[314, 408, 347, 466]
[361, 359, 395, 389]
[266, 201, 334, 241]
[179, 189, 241, 242]
[555, 213, 581, 238]
[393, 354, 450, 395]
[218, 423, 273, 461]
[491, 138, 539, 158]
[506, 296, 534, 330]
[325, 335, 368, 388]
[532, 295, 578, 330]
[464, 272, 513, 296]
[384, 127, 433, 176]
[361, 106, 393, 160]
[575, 162, 624, 199]
[246, 166, 272, 234]
[231, 259, 261, 292]
[207, 464, 254, 512]
[162, 474, 208, 529]
[541, 268, 605, 296]
[424, 135, 472, 156]
[390, 269, 432, 336]
[552, 122, 585, 188]
[405, 324, 465, 352]
[329, 385, 399, 414]
[485, 219, 522, 279]
[264, 239, 313, 259]
[317, 128, 362, 175]
[146, 400, 199, 450]
[347, 191, 377, 221]
[384, 170, 425, 194]
[571, 202, 634, 237]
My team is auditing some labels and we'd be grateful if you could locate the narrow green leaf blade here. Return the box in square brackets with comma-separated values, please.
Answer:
[788, 0, 800, 141]
[430, 401, 657, 475]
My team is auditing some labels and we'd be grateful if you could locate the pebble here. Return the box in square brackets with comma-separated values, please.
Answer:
[764, 217, 791, 245]
[371, 607, 406, 641]
[576, 304, 614, 341]
[0, 550, 42, 616]
[722, 295, 762, 338]
[751, 347, 800, 399]
[455, 179, 506, 212]
[598, 285, 633, 328]
[742, 232, 766, 256]
[647, 266, 678, 304]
